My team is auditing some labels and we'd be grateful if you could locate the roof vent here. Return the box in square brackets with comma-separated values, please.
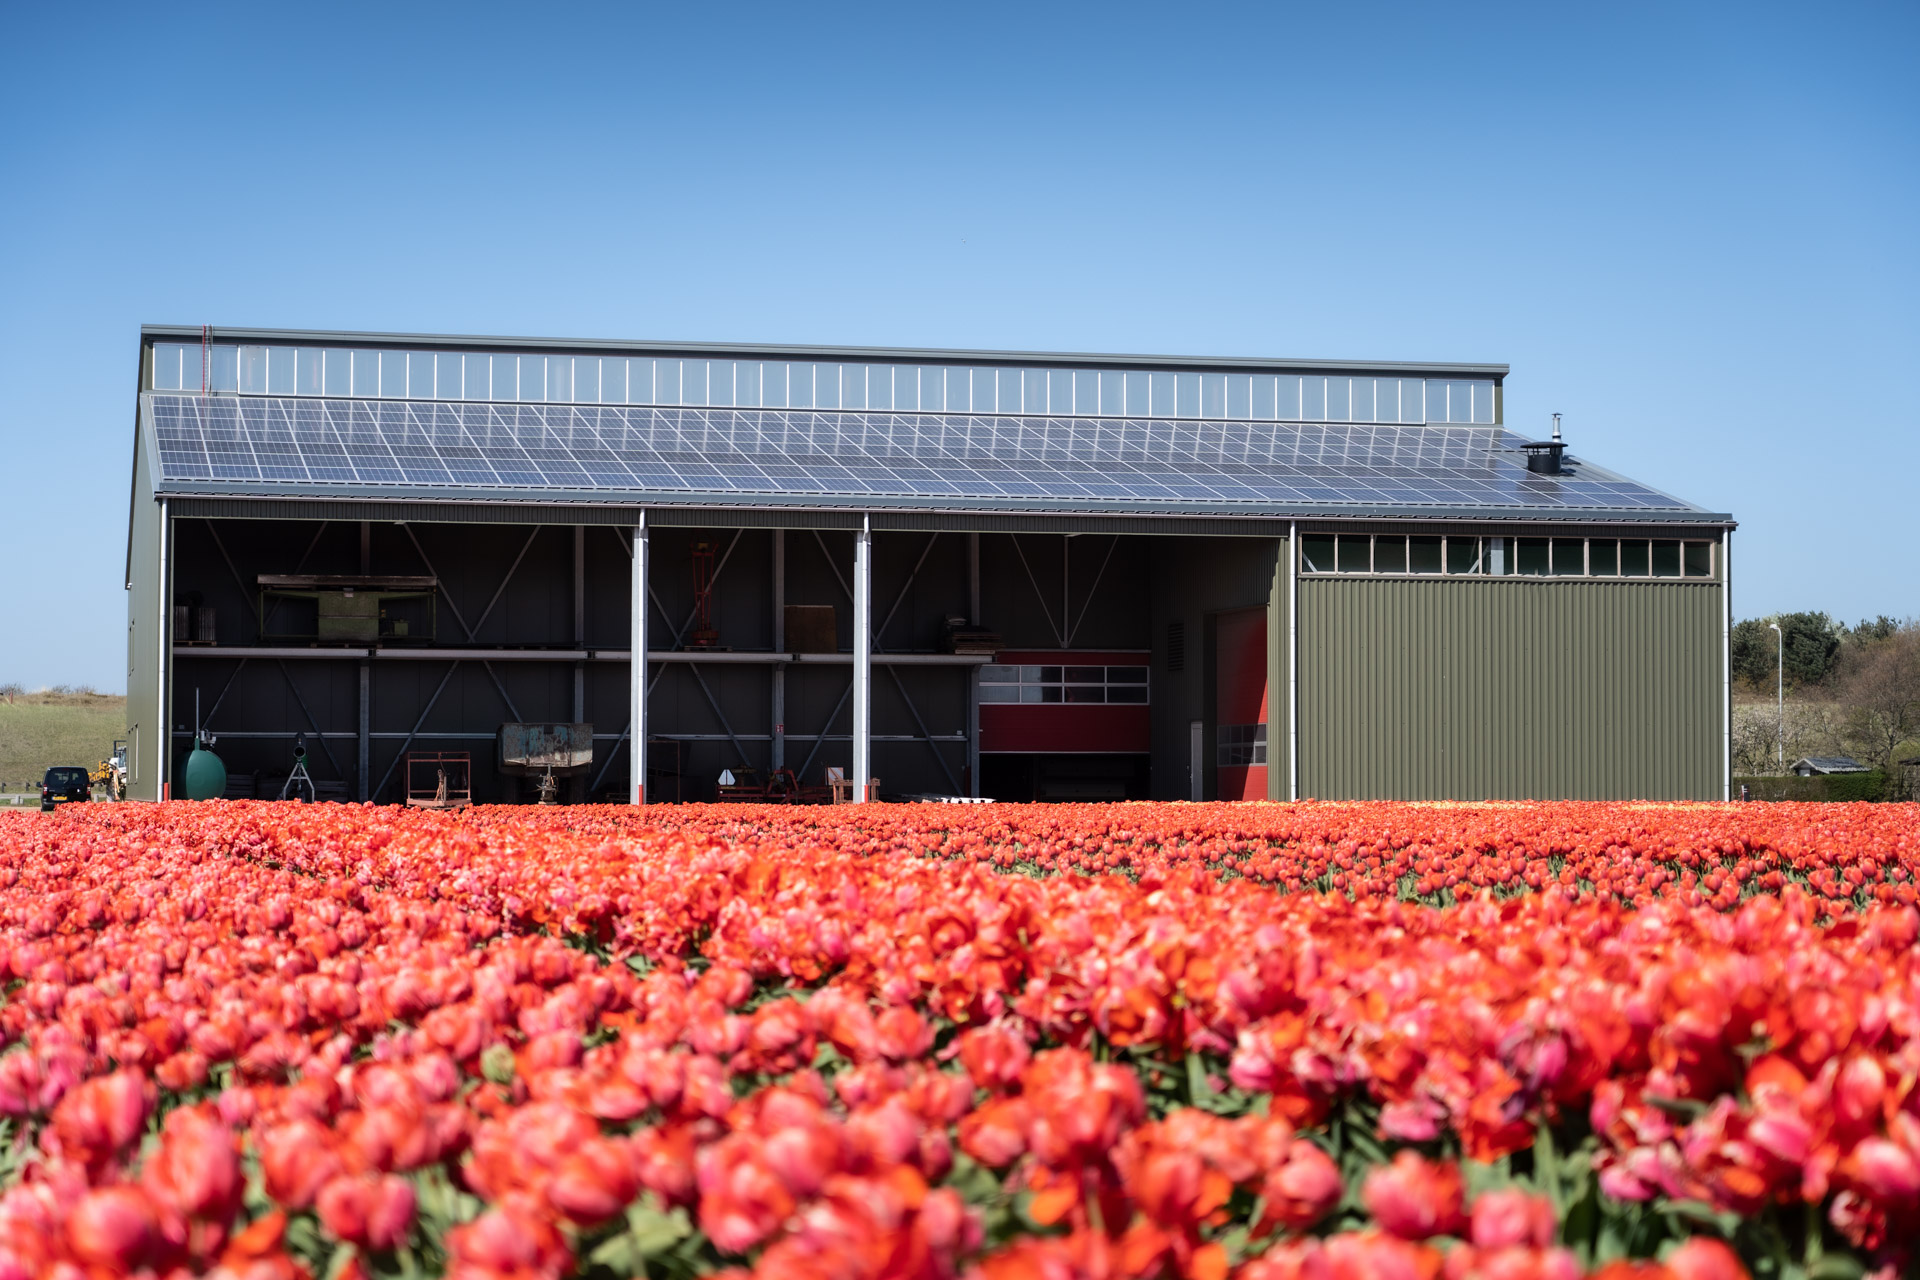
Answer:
[1520, 413, 1567, 475]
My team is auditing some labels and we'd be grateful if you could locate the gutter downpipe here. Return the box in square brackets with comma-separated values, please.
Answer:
[1288, 519, 1299, 801]
[158, 498, 170, 801]
[630, 510, 647, 804]
[1723, 528, 1732, 801]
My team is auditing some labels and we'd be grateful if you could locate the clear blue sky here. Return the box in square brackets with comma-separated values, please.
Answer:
[2, 2, 1913, 691]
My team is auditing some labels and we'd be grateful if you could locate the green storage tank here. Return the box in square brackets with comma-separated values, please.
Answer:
[182, 740, 227, 801]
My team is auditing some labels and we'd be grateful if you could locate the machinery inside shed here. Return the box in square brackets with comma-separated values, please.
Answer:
[126, 327, 1733, 804]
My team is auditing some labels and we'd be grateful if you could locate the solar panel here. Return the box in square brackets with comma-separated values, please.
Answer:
[145, 394, 1703, 515]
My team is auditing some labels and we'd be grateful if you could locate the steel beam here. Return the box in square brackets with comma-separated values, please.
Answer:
[1064, 536, 1120, 647]
[262, 522, 329, 636]
[884, 666, 961, 794]
[199, 657, 249, 728]
[968, 531, 981, 796]
[370, 663, 461, 801]
[872, 533, 938, 648]
[682, 662, 756, 772]
[1722, 530, 1732, 802]
[358, 660, 370, 801]
[792, 653, 989, 666]
[772, 529, 786, 771]
[473, 527, 541, 638]
[590, 718, 630, 796]
[852, 517, 872, 802]
[968, 532, 980, 626]
[574, 525, 586, 722]
[158, 500, 171, 799]
[1288, 519, 1299, 802]
[172, 646, 992, 665]
[795, 684, 852, 784]
[969, 664, 981, 798]
[273, 660, 346, 783]
[1008, 534, 1064, 646]
[630, 513, 647, 804]
[202, 520, 252, 610]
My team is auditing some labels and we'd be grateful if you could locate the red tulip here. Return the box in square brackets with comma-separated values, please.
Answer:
[1363, 1152, 1468, 1241]
[1468, 1188, 1556, 1250]
[65, 1186, 157, 1270]
[1664, 1238, 1752, 1280]
[1260, 1139, 1343, 1232]
[257, 1117, 347, 1210]
[142, 1107, 241, 1221]
[546, 1137, 640, 1225]
[49, 1068, 152, 1166]
[315, 1172, 416, 1251]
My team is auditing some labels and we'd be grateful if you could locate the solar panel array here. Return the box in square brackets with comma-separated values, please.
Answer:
[147, 394, 1698, 514]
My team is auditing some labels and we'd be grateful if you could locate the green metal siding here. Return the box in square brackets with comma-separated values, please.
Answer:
[125, 439, 163, 800]
[1299, 577, 1723, 800]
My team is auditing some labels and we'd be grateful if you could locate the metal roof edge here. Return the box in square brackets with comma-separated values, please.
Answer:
[152, 485, 1732, 526]
[137, 324, 1509, 378]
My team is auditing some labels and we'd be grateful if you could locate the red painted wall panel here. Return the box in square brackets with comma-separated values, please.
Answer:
[980, 705, 1150, 754]
[1215, 612, 1268, 726]
[1216, 765, 1269, 802]
[1215, 610, 1269, 800]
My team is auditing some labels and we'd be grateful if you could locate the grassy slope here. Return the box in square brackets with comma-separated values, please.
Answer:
[0, 693, 126, 790]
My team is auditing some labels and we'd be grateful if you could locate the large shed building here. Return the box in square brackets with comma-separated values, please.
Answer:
[125, 326, 1734, 805]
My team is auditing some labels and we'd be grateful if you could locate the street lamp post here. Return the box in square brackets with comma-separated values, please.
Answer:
[1767, 621, 1783, 770]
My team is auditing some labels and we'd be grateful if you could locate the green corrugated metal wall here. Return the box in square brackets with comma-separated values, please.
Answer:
[1299, 577, 1723, 800]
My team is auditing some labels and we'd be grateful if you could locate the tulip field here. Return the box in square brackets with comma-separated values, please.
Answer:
[2, 801, 1918, 1279]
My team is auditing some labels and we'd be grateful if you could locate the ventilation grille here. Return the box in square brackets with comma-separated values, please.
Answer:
[1167, 621, 1185, 673]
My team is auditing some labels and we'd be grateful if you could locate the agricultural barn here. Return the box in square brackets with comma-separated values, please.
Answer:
[124, 327, 1734, 805]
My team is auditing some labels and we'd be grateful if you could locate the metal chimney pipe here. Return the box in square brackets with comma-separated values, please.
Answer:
[1523, 414, 1567, 475]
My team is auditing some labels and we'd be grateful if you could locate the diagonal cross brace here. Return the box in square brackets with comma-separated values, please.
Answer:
[1009, 534, 1066, 647]
[370, 662, 461, 801]
[274, 660, 346, 782]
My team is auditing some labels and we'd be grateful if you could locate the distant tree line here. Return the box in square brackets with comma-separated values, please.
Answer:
[1730, 613, 1904, 690]
[1729, 614, 1920, 783]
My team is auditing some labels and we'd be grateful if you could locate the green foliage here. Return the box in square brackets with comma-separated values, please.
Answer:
[582, 1196, 710, 1279]
[0, 690, 125, 792]
[1841, 616, 1902, 648]
[1731, 614, 1842, 692]
[1735, 771, 1890, 802]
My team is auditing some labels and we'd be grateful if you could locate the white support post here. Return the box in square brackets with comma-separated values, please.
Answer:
[630, 513, 648, 804]
[771, 529, 786, 772]
[853, 517, 872, 802]
[967, 530, 981, 798]
[1722, 529, 1732, 801]
[1288, 520, 1299, 802]
[158, 499, 171, 801]
[358, 660, 370, 801]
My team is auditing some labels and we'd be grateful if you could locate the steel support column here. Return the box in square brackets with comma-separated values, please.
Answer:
[771, 529, 786, 771]
[968, 532, 980, 626]
[630, 513, 648, 804]
[157, 499, 171, 800]
[968, 530, 980, 797]
[573, 525, 586, 722]
[1722, 529, 1732, 801]
[968, 665, 981, 798]
[1288, 519, 1299, 801]
[357, 660, 370, 801]
[852, 517, 872, 802]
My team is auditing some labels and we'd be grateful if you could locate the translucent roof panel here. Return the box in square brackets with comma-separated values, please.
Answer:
[145, 394, 1710, 519]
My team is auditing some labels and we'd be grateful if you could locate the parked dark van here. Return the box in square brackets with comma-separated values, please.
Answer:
[40, 767, 90, 811]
